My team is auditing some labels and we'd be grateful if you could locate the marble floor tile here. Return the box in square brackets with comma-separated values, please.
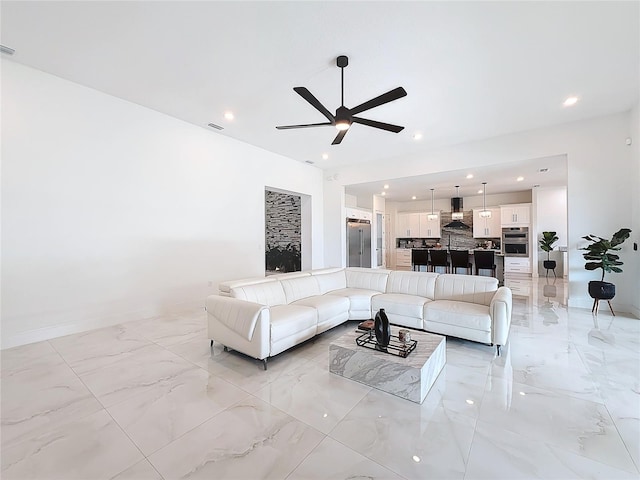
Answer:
[1, 410, 143, 480]
[478, 379, 637, 473]
[147, 395, 324, 480]
[49, 323, 154, 376]
[78, 344, 196, 407]
[330, 389, 476, 479]
[2, 277, 638, 479]
[111, 460, 163, 480]
[287, 436, 404, 480]
[107, 368, 249, 455]
[465, 418, 638, 479]
[1, 341, 66, 377]
[254, 361, 371, 434]
[1, 362, 103, 448]
[130, 309, 207, 347]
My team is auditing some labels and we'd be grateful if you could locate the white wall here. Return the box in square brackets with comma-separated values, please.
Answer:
[532, 186, 568, 277]
[324, 111, 638, 316]
[630, 103, 640, 318]
[1, 60, 325, 348]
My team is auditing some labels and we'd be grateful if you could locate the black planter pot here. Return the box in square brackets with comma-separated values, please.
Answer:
[543, 260, 556, 270]
[588, 281, 616, 300]
[374, 308, 391, 347]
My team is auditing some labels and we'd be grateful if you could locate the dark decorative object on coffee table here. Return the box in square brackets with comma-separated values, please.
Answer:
[374, 308, 391, 347]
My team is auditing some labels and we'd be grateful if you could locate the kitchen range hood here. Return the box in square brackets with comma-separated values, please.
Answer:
[444, 186, 470, 229]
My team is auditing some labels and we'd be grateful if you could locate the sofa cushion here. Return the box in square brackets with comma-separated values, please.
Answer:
[312, 269, 347, 294]
[424, 300, 491, 331]
[231, 281, 287, 306]
[371, 293, 431, 320]
[327, 288, 380, 319]
[280, 276, 322, 303]
[434, 274, 498, 306]
[293, 294, 350, 333]
[386, 271, 438, 299]
[269, 304, 318, 340]
[345, 268, 390, 292]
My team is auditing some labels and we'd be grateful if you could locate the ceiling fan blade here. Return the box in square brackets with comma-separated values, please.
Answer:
[352, 117, 404, 133]
[349, 87, 407, 115]
[293, 87, 335, 122]
[276, 122, 333, 130]
[331, 129, 348, 145]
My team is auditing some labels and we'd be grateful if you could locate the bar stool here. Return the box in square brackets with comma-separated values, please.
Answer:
[428, 249, 450, 273]
[474, 250, 497, 277]
[450, 250, 472, 274]
[411, 249, 429, 272]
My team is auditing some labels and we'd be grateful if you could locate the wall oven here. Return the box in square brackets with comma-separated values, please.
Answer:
[502, 227, 529, 257]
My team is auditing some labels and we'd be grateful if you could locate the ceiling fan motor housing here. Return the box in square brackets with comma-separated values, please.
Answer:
[337, 55, 348, 68]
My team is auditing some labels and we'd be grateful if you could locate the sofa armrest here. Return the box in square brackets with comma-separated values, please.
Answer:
[490, 286, 512, 346]
[206, 295, 267, 341]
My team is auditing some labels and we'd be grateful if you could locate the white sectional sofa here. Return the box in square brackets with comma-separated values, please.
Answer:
[206, 267, 512, 369]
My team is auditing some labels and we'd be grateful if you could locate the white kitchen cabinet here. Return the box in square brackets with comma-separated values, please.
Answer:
[419, 212, 441, 238]
[346, 207, 372, 221]
[397, 213, 420, 237]
[395, 249, 412, 271]
[501, 203, 531, 226]
[472, 208, 501, 238]
[504, 256, 531, 274]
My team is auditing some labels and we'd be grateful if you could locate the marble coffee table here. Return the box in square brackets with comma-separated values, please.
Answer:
[329, 328, 446, 404]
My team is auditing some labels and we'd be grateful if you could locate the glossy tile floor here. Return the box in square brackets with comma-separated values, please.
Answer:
[2, 276, 639, 479]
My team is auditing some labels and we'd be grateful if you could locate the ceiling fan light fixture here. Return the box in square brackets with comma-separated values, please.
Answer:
[335, 120, 351, 131]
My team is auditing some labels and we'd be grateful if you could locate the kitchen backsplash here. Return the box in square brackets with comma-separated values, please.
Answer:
[397, 210, 500, 250]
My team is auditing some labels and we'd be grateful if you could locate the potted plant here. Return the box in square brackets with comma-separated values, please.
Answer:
[539, 231, 559, 277]
[580, 228, 631, 315]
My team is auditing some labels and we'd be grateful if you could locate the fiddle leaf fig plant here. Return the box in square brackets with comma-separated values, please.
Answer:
[580, 228, 631, 282]
[539, 231, 559, 261]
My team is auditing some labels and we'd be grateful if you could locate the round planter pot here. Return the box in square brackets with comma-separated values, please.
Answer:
[543, 260, 556, 270]
[588, 281, 616, 300]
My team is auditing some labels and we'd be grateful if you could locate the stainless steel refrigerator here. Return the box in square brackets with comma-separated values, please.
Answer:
[347, 218, 372, 267]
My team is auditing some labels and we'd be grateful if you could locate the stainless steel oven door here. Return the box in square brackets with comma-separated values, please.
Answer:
[503, 243, 528, 256]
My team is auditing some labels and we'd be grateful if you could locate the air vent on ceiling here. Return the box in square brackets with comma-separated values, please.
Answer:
[1, 45, 15, 55]
[207, 122, 224, 130]
[305, 160, 315, 165]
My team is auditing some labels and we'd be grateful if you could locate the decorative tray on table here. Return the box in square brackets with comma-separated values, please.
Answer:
[355, 331, 417, 358]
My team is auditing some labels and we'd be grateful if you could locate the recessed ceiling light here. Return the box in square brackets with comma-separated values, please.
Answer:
[381, 191, 386, 196]
[224, 111, 234, 120]
[477, 189, 483, 194]
[322, 153, 329, 160]
[563, 96, 579, 107]
[412, 195, 417, 200]
[412, 133, 423, 140]
[466, 399, 475, 405]
[412, 456, 421, 463]
[466, 174, 474, 179]
[516, 176, 524, 182]
[383, 184, 390, 189]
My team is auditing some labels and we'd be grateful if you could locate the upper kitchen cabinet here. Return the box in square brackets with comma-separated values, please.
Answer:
[397, 212, 420, 237]
[473, 208, 501, 238]
[346, 207, 372, 221]
[501, 203, 531, 227]
[419, 212, 441, 238]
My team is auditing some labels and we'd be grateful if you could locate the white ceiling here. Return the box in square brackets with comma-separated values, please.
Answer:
[2, 1, 638, 198]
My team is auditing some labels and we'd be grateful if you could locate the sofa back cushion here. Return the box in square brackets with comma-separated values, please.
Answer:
[219, 276, 276, 295]
[386, 271, 439, 299]
[434, 274, 498, 306]
[346, 268, 391, 292]
[311, 269, 347, 294]
[231, 281, 287, 306]
[280, 276, 322, 303]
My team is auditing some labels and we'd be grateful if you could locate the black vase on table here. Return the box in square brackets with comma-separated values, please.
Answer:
[374, 308, 391, 347]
